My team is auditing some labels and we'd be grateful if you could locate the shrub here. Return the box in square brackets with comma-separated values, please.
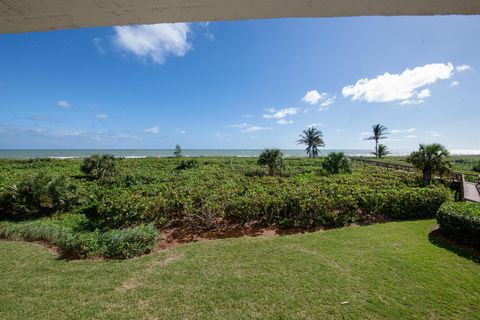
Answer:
[437, 202, 480, 248]
[257, 149, 285, 176]
[176, 159, 198, 170]
[99, 224, 158, 259]
[80, 154, 117, 179]
[85, 189, 163, 229]
[0, 214, 158, 259]
[472, 162, 480, 173]
[322, 152, 351, 174]
[4, 174, 79, 218]
[373, 187, 450, 219]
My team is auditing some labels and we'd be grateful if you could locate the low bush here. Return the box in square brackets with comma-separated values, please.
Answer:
[80, 154, 117, 179]
[176, 159, 198, 170]
[85, 189, 163, 229]
[322, 152, 351, 174]
[0, 214, 158, 259]
[2, 174, 80, 218]
[472, 162, 480, 173]
[437, 202, 480, 248]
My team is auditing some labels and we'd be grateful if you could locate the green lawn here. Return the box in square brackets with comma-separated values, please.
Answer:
[1, 220, 479, 319]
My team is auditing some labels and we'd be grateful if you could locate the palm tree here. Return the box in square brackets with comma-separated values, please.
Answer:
[174, 144, 183, 158]
[80, 154, 117, 179]
[365, 124, 388, 157]
[297, 127, 325, 158]
[407, 144, 451, 185]
[257, 149, 285, 176]
[377, 144, 389, 159]
[322, 152, 351, 174]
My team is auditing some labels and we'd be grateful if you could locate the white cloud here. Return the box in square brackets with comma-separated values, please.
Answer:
[450, 81, 460, 87]
[360, 131, 370, 135]
[215, 132, 227, 140]
[426, 130, 442, 137]
[416, 88, 431, 99]
[242, 114, 253, 118]
[302, 90, 336, 110]
[94, 114, 108, 120]
[405, 135, 417, 138]
[227, 123, 249, 129]
[319, 95, 336, 111]
[342, 63, 455, 104]
[456, 64, 472, 72]
[242, 126, 272, 133]
[179, 130, 187, 135]
[113, 23, 191, 64]
[391, 128, 416, 134]
[93, 38, 105, 54]
[57, 100, 70, 109]
[399, 99, 424, 105]
[263, 107, 299, 119]
[145, 126, 160, 134]
[277, 119, 293, 125]
[302, 90, 325, 105]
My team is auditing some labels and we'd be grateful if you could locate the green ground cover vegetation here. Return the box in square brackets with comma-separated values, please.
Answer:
[0, 155, 452, 258]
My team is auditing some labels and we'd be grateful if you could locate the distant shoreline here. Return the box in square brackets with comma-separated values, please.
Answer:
[0, 149, 479, 159]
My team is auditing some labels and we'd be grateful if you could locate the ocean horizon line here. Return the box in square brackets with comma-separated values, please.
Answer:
[0, 148, 478, 159]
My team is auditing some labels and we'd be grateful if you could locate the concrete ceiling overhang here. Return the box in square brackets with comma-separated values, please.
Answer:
[1, 0, 480, 34]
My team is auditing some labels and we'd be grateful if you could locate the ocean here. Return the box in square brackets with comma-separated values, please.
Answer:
[0, 148, 478, 159]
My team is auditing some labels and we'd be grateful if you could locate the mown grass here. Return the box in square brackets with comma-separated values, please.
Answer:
[1, 219, 479, 319]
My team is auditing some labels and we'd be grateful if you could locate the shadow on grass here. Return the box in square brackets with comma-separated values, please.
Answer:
[428, 228, 480, 263]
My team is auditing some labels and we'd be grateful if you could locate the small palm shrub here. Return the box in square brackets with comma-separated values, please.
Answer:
[377, 144, 389, 158]
[80, 154, 117, 179]
[257, 149, 285, 176]
[5, 173, 79, 218]
[322, 152, 351, 174]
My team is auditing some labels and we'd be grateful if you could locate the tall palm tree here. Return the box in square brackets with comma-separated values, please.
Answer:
[365, 124, 388, 157]
[407, 143, 451, 185]
[297, 127, 325, 158]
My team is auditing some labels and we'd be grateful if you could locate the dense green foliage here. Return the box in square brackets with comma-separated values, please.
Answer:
[176, 159, 198, 170]
[0, 173, 79, 218]
[1, 157, 450, 229]
[80, 154, 117, 180]
[297, 127, 325, 158]
[0, 213, 157, 259]
[322, 152, 351, 174]
[472, 161, 480, 173]
[1, 220, 480, 319]
[437, 202, 480, 248]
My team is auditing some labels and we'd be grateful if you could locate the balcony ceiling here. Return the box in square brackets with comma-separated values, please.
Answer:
[1, 0, 480, 34]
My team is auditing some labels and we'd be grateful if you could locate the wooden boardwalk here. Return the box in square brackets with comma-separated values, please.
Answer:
[352, 158, 480, 203]
[464, 181, 480, 202]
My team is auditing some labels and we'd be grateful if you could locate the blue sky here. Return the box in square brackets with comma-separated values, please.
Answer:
[0, 16, 479, 150]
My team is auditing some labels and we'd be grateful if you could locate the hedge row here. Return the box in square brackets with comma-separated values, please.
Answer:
[437, 202, 480, 248]
[86, 185, 450, 230]
[0, 214, 158, 259]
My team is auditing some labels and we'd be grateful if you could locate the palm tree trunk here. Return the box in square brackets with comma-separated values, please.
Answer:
[375, 139, 378, 157]
[423, 169, 432, 186]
